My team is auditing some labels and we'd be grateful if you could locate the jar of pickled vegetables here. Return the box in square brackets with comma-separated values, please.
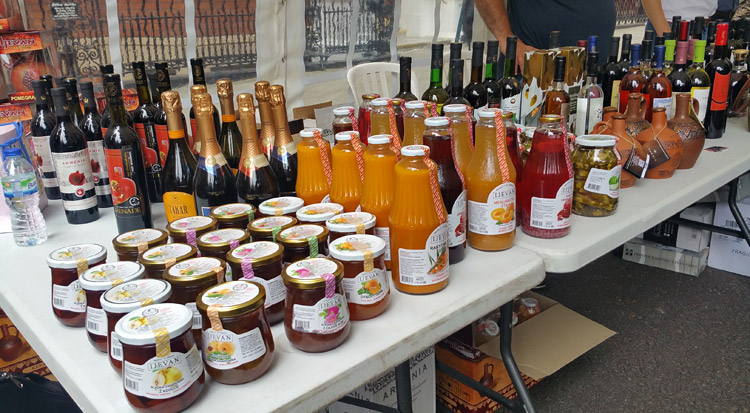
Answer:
[210, 203, 257, 229]
[138, 243, 197, 279]
[325, 212, 377, 243]
[196, 228, 251, 280]
[258, 196, 304, 217]
[112, 229, 168, 261]
[166, 215, 217, 246]
[276, 224, 330, 264]
[226, 241, 286, 325]
[296, 203, 344, 224]
[247, 216, 298, 242]
[571, 135, 621, 217]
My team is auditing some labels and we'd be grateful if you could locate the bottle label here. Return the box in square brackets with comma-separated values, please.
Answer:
[111, 331, 123, 361]
[87, 140, 111, 196]
[560, 102, 570, 127]
[2, 174, 38, 198]
[197, 153, 229, 175]
[652, 96, 672, 114]
[202, 327, 266, 370]
[51, 148, 98, 211]
[272, 141, 298, 161]
[105, 147, 146, 217]
[163, 191, 197, 222]
[448, 190, 467, 247]
[670, 92, 691, 118]
[468, 182, 515, 236]
[583, 166, 621, 198]
[342, 268, 389, 305]
[501, 94, 521, 120]
[31, 135, 58, 188]
[246, 275, 286, 307]
[374, 227, 391, 261]
[710, 72, 730, 111]
[575, 96, 604, 136]
[123, 344, 203, 400]
[52, 279, 86, 312]
[86, 306, 107, 336]
[154, 124, 170, 167]
[529, 178, 573, 230]
[134, 123, 160, 169]
[691, 87, 710, 121]
[240, 154, 270, 174]
[291, 294, 349, 334]
[397, 223, 449, 286]
[610, 80, 621, 107]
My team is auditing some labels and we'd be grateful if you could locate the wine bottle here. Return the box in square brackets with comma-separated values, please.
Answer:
[706, 21, 717, 63]
[668, 41, 692, 118]
[268, 85, 298, 196]
[216, 78, 243, 174]
[619, 44, 647, 112]
[484, 40, 501, 108]
[464, 42, 488, 110]
[664, 37, 676, 76]
[30, 79, 59, 199]
[689, 40, 711, 121]
[189, 84, 208, 154]
[601, 36, 623, 108]
[549, 31, 561, 49]
[154, 62, 191, 165]
[99, 64, 133, 134]
[160, 90, 198, 222]
[693, 17, 705, 41]
[575, 52, 604, 136]
[236, 92, 279, 207]
[189, 58, 221, 139]
[641, 39, 654, 78]
[445, 59, 471, 109]
[729, 49, 749, 114]
[618, 34, 632, 78]
[671, 16, 681, 36]
[445, 42, 462, 94]
[63, 78, 83, 125]
[498, 36, 522, 121]
[102, 74, 153, 233]
[394, 56, 418, 101]
[79, 81, 112, 209]
[49, 88, 99, 224]
[39, 75, 55, 112]
[255, 81, 276, 159]
[704, 23, 732, 139]
[543, 56, 571, 126]
[421, 44, 450, 113]
[645, 45, 672, 122]
[131, 61, 163, 203]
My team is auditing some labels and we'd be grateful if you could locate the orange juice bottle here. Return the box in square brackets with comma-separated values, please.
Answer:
[296, 128, 331, 204]
[403, 101, 428, 146]
[444, 104, 474, 177]
[370, 98, 391, 136]
[389, 145, 449, 294]
[330, 131, 363, 212]
[466, 108, 517, 251]
[360, 134, 397, 269]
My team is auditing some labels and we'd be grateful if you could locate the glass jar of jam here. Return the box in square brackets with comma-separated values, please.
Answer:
[283, 258, 350, 352]
[163, 257, 226, 345]
[196, 228, 251, 281]
[79, 261, 145, 352]
[517, 297, 541, 324]
[332, 106, 356, 134]
[296, 203, 344, 224]
[166, 215, 217, 246]
[195, 280, 275, 384]
[210, 203, 257, 229]
[248, 216, 297, 242]
[257, 196, 304, 217]
[46, 243, 107, 327]
[115, 303, 205, 411]
[226, 241, 286, 325]
[325, 212, 377, 243]
[276, 224, 330, 265]
[112, 229, 168, 261]
[100, 279, 172, 373]
[571, 135, 620, 217]
[138, 243, 197, 279]
[329, 234, 390, 320]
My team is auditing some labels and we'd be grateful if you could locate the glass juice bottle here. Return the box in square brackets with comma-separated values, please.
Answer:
[403, 100, 428, 146]
[332, 106, 355, 135]
[330, 131, 363, 212]
[503, 112, 523, 180]
[370, 98, 394, 138]
[296, 128, 331, 205]
[358, 93, 380, 145]
[443, 104, 474, 177]
[268, 85, 298, 195]
[360, 135, 397, 270]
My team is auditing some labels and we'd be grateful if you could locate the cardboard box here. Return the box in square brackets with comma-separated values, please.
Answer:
[643, 205, 714, 252]
[437, 292, 615, 412]
[0, 31, 61, 100]
[707, 200, 750, 277]
[622, 238, 709, 276]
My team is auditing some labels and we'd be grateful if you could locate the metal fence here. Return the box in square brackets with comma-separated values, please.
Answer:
[195, 0, 258, 82]
[616, 0, 649, 26]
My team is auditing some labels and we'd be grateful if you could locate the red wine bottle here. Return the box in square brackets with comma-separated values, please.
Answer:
[153, 62, 191, 165]
[131, 61, 163, 203]
[99, 64, 133, 134]
[79, 81, 113, 208]
[704, 23, 732, 139]
[30, 79, 59, 199]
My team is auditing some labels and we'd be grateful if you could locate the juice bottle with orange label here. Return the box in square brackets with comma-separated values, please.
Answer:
[403, 101, 428, 146]
[466, 108, 517, 251]
[444, 104, 474, 177]
[360, 134, 397, 269]
[389, 145, 449, 294]
[296, 128, 331, 204]
[329, 131, 364, 212]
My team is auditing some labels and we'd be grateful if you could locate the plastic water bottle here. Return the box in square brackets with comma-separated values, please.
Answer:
[1, 147, 47, 246]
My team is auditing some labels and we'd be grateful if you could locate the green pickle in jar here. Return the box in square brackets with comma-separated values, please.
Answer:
[571, 135, 621, 217]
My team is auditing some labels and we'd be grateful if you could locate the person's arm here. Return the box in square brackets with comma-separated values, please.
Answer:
[641, 0, 671, 35]
[475, 0, 535, 71]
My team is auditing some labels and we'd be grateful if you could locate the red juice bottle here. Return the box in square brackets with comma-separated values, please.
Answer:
[503, 112, 523, 181]
[358, 93, 380, 144]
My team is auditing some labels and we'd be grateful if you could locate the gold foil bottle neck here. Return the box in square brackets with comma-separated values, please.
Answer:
[216, 79, 234, 99]
[190, 85, 207, 103]
[237, 93, 255, 114]
[255, 81, 271, 101]
[194, 93, 215, 117]
[269, 85, 285, 108]
[161, 90, 183, 114]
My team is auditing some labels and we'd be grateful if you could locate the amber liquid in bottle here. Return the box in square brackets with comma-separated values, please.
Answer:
[236, 93, 280, 207]
[216, 78, 243, 174]
[268, 85, 298, 196]
[543, 56, 571, 127]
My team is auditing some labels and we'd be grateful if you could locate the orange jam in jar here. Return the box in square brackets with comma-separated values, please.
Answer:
[247, 216, 297, 242]
[276, 224, 330, 265]
[226, 241, 286, 325]
[138, 243, 197, 279]
[113, 229, 168, 261]
[295, 202, 344, 224]
[166, 215, 217, 246]
[46, 243, 107, 327]
[210, 203, 257, 229]
[325, 211, 376, 243]
[257, 196, 304, 217]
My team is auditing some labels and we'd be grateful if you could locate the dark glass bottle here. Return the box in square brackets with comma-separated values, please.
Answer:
[689, 40, 711, 121]
[189, 85, 208, 154]
[549, 31, 561, 49]
[99, 64, 133, 134]
[63, 78, 83, 125]
[30, 79, 59, 199]
[445, 59, 471, 109]
[189, 58, 221, 142]
[705, 23, 732, 139]
[216, 78, 243, 173]
[255, 81, 276, 159]
[729, 49, 749, 116]
[236, 93, 279, 207]
[53, 76, 66, 88]
[49, 88, 99, 224]
[602, 36, 623, 108]
[421, 44, 450, 114]
[645, 45, 672, 122]
[153, 62, 191, 164]
[619, 44, 647, 112]
[641, 39, 654, 78]
[693, 17, 705, 41]
[543, 56, 571, 126]
[268, 85, 298, 196]
[618, 34, 633, 78]
[160, 90, 198, 223]
[668, 41, 692, 118]
[39, 75, 55, 112]
[498, 36, 522, 121]
[445, 43, 462, 94]
[464, 42, 488, 110]
[483, 40, 502, 108]
[193, 93, 237, 216]
[79, 81, 112, 208]
[394, 56, 418, 102]
[705, 21, 718, 63]
[131, 61, 162, 203]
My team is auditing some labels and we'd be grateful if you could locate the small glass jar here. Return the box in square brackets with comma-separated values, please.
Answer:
[210, 203, 257, 229]
[325, 212, 377, 243]
[46, 243, 107, 327]
[138, 243, 197, 279]
[296, 203, 344, 224]
[79, 261, 145, 352]
[112, 229, 168, 261]
[329, 235, 390, 320]
[196, 228, 251, 281]
[257, 196, 304, 217]
[283, 258, 350, 352]
[276, 224, 330, 265]
[332, 106, 355, 135]
[226, 241, 286, 325]
[196, 280, 275, 384]
[163, 257, 226, 346]
[571, 135, 621, 217]
[115, 303, 205, 411]
[166, 215, 217, 245]
[248, 216, 298, 242]
[517, 297, 541, 324]
[100, 279, 172, 373]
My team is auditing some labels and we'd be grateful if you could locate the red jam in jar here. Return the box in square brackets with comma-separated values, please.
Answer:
[196, 228, 251, 280]
[100, 279, 173, 374]
[79, 261, 145, 352]
[283, 257, 350, 352]
[112, 229, 168, 261]
[46, 243, 107, 327]
[210, 203, 257, 229]
[166, 216, 217, 246]
[325, 212, 377, 243]
[258, 196, 304, 217]
[115, 303, 205, 411]
[295, 203, 344, 224]
[226, 241, 286, 325]
[329, 234, 390, 320]
[248, 216, 297, 242]
[276, 224, 330, 265]
[196, 280, 275, 384]
[138, 243, 197, 279]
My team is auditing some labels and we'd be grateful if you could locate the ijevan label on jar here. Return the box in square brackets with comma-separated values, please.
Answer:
[448, 190, 467, 247]
[87, 140, 111, 196]
[342, 269, 389, 305]
[52, 279, 86, 312]
[202, 328, 266, 370]
[123, 344, 203, 400]
[31, 135, 58, 188]
[52, 148, 97, 211]
[468, 182, 515, 236]
[86, 307, 107, 336]
[397, 223, 449, 286]
[583, 166, 621, 199]
[292, 294, 349, 334]
[530, 178, 573, 230]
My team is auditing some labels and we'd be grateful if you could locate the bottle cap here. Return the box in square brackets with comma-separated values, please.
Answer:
[401, 144, 427, 156]
[335, 131, 358, 141]
[367, 134, 391, 145]
[300, 128, 324, 138]
[371, 98, 389, 107]
[444, 104, 468, 113]
[405, 100, 426, 110]
[333, 106, 355, 116]
[216, 78, 234, 98]
[424, 116, 450, 127]
[477, 108, 502, 118]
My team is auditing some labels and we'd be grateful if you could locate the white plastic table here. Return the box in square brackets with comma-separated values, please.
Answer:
[0, 203, 545, 412]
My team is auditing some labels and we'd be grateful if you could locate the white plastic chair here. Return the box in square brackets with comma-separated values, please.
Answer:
[347, 62, 419, 106]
